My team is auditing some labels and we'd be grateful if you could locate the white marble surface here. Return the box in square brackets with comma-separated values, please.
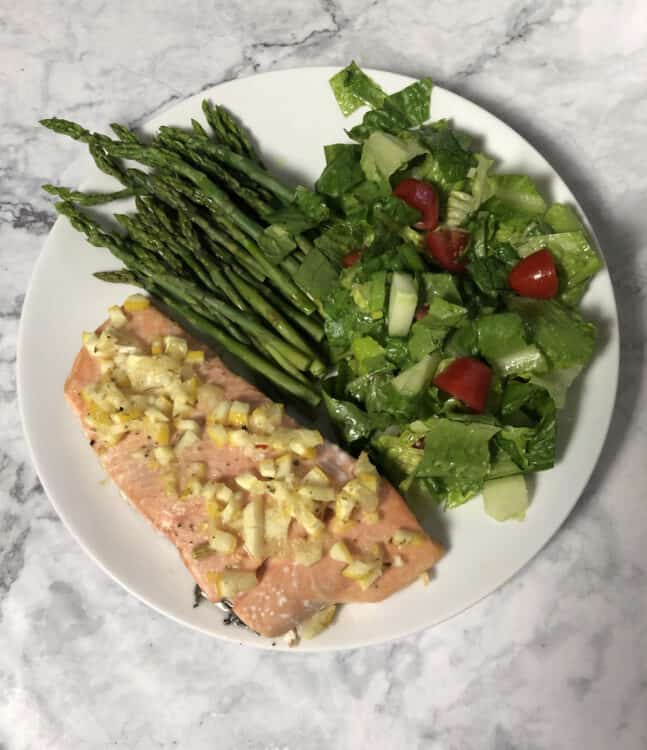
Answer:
[1, 1, 646, 747]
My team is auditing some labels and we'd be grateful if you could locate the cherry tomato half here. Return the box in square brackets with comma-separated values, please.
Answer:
[342, 249, 363, 268]
[393, 178, 440, 230]
[425, 229, 470, 273]
[433, 357, 492, 413]
[508, 248, 558, 299]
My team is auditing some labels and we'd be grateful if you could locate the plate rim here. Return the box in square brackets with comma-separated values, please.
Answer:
[17, 65, 620, 651]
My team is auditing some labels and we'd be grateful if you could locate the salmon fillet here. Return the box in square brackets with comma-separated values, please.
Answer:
[65, 304, 444, 638]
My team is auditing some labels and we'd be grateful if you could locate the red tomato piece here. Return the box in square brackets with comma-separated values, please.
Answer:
[342, 249, 363, 268]
[393, 178, 440, 230]
[433, 357, 492, 413]
[508, 248, 559, 299]
[415, 304, 429, 321]
[425, 229, 470, 273]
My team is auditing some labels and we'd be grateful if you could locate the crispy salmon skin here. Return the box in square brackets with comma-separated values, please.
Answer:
[65, 303, 444, 638]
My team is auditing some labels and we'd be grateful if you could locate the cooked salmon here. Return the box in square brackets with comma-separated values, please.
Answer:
[65, 303, 444, 638]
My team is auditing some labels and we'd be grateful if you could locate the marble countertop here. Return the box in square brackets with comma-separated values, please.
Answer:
[2, 1, 646, 747]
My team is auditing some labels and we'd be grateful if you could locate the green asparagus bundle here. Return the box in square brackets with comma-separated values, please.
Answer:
[40, 104, 330, 406]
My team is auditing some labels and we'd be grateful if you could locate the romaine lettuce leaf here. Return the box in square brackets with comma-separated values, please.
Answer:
[530, 365, 582, 409]
[294, 247, 338, 300]
[322, 392, 374, 445]
[422, 272, 463, 304]
[408, 320, 447, 361]
[314, 219, 374, 264]
[476, 312, 547, 376]
[444, 319, 479, 357]
[364, 376, 426, 421]
[329, 62, 387, 116]
[544, 203, 585, 233]
[411, 122, 476, 193]
[323, 285, 382, 360]
[372, 432, 423, 484]
[360, 131, 426, 182]
[498, 380, 556, 470]
[407, 297, 466, 361]
[446, 154, 494, 227]
[348, 78, 433, 141]
[316, 144, 364, 197]
[339, 178, 391, 221]
[352, 335, 386, 374]
[508, 297, 596, 369]
[415, 418, 500, 482]
[484, 174, 547, 218]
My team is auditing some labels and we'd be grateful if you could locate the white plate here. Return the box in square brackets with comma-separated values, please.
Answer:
[17, 67, 619, 651]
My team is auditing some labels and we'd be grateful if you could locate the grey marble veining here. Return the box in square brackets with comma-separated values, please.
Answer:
[1, 1, 647, 748]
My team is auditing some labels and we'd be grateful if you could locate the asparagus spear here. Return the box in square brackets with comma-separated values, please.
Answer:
[135, 195, 175, 234]
[42, 184, 133, 206]
[145, 175, 267, 282]
[201, 101, 263, 165]
[152, 289, 320, 406]
[157, 131, 274, 220]
[191, 118, 208, 138]
[110, 123, 142, 144]
[94, 269, 139, 284]
[152, 273, 313, 373]
[224, 267, 320, 359]
[113, 214, 187, 276]
[156, 127, 293, 204]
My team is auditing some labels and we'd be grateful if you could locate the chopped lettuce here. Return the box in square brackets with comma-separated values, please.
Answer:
[373, 432, 423, 484]
[416, 418, 500, 482]
[446, 154, 494, 227]
[294, 247, 338, 300]
[485, 174, 547, 218]
[352, 336, 386, 374]
[348, 78, 433, 141]
[409, 122, 475, 193]
[360, 132, 426, 182]
[544, 203, 585, 233]
[408, 319, 448, 361]
[422, 272, 463, 304]
[329, 62, 387, 116]
[314, 219, 374, 264]
[316, 144, 364, 197]
[476, 312, 547, 376]
[530, 366, 582, 409]
[322, 392, 374, 445]
[498, 381, 556, 471]
[508, 297, 596, 369]
[406, 297, 466, 361]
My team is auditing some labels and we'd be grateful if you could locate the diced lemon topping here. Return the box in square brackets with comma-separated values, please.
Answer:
[80, 301, 390, 618]
[123, 294, 150, 312]
[329, 540, 353, 564]
[297, 605, 336, 640]
[108, 305, 128, 328]
[185, 349, 205, 364]
[206, 423, 228, 448]
[207, 570, 257, 599]
[391, 529, 425, 547]
[209, 529, 238, 555]
[227, 401, 250, 428]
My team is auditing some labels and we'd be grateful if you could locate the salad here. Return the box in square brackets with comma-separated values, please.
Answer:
[41, 62, 602, 525]
[309, 64, 601, 520]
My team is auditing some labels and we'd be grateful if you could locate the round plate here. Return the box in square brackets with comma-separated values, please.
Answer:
[17, 67, 619, 651]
